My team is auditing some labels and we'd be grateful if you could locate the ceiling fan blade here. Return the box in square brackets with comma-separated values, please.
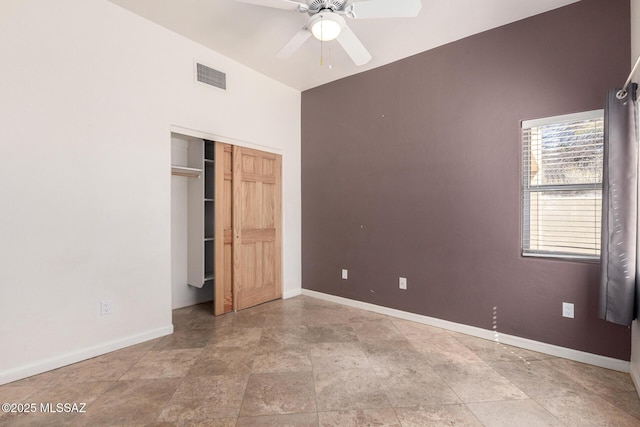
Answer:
[277, 29, 312, 59]
[234, 0, 306, 11]
[348, 0, 422, 19]
[336, 25, 372, 66]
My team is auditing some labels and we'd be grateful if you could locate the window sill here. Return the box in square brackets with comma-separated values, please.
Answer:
[522, 252, 600, 264]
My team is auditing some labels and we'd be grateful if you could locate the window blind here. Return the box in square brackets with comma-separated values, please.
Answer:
[521, 110, 604, 259]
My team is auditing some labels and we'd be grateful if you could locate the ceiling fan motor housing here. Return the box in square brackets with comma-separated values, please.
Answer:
[307, 0, 347, 14]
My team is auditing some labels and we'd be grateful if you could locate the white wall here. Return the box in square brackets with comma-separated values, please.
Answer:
[631, 0, 640, 396]
[0, 0, 301, 384]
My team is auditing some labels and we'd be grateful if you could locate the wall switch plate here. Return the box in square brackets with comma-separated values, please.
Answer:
[101, 300, 112, 316]
[562, 302, 574, 318]
[341, 269, 348, 280]
[399, 277, 407, 290]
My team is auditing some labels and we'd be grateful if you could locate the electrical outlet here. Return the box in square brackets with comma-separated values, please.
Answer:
[341, 269, 348, 280]
[399, 277, 407, 290]
[562, 302, 574, 319]
[101, 300, 112, 316]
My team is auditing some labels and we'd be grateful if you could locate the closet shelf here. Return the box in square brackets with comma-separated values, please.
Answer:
[171, 165, 202, 178]
[205, 198, 215, 202]
[204, 272, 214, 281]
[204, 237, 214, 242]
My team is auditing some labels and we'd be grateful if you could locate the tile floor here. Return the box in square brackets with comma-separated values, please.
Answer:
[1, 295, 639, 426]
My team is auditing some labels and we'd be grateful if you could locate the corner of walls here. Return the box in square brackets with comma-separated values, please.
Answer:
[631, 0, 640, 398]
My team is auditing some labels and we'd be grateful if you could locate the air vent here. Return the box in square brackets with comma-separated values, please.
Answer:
[196, 63, 226, 90]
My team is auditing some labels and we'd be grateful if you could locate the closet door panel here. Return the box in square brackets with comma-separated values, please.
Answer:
[233, 146, 282, 311]
[214, 142, 234, 315]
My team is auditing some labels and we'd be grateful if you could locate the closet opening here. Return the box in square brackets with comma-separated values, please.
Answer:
[170, 130, 283, 316]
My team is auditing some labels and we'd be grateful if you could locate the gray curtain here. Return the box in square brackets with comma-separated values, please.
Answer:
[599, 83, 639, 326]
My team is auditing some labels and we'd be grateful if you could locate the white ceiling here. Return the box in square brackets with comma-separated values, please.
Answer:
[109, 0, 581, 91]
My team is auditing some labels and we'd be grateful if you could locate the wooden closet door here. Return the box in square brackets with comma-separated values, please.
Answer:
[214, 143, 233, 315]
[232, 146, 282, 311]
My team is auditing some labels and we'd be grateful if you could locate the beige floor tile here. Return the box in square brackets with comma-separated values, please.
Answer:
[259, 326, 309, 348]
[158, 397, 241, 421]
[29, 381, 113, 405]
[153, 329, 214, 351]
[116, 338, 163, 353]
[3, 369, 62, 388]
[176, 419, 237, 427]
[164, 374, 248, 420]
[307, 342, 371, 372]
[433, 362, 528, 403]
[598, 390, 640, 419]
[207, 327, 262, 348]
[375, 366, 461, 407]
[263, 313, 307, 328]
[251, 348, 312, 373]
[342, 308, 393, 323]
[391, 319, 450, 340]
[410, 335, 484, 365]
[537, 394, 640, 427]
[239, 372, 317, 417]
[488, 359, 589, 398]
[0, 412, 78, 427]
[318, 408, 400, 427]
[452, 335, 548, 363]
[395, 404, 483, 427]
[53, 351, 144, 384]
[303, 324, 358, 343]
[467, 399, 565, 426]
[189, 347, 256, 376]
[1, 296, 638, 426]
[0, 381, 113, 427]
[351, 320, 405, 342]
[121, 422, 177, 427]
[360, 339, 429, 370]
[69, 378, 180, 426]
[544, 358, 637, 395]
[0, 384, 42, 402]
[236, 412, 318, 426]
[258, 296, 305, 312]
[173, 303, 225, 330]
[172, 374, 248, 402]
[120, 349, 202, 380]
[299, 309, 352, 325]
[225, 311, 268, 329]
[314, 368, 389, 411]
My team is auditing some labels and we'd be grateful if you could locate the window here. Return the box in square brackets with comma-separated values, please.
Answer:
[521, 110, 604, 260]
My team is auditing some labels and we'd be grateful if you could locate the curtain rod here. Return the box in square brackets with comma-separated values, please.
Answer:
[616, 55, 640, 99]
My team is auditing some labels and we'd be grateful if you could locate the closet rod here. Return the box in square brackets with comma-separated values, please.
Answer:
[171, 165, 202, 178]
[616, 55, 640, 99]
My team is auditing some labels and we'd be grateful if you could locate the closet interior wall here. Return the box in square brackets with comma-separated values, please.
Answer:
[171, 134, 213, 309]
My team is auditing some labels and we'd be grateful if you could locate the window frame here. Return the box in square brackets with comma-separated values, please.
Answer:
[521, 109, 604, 262]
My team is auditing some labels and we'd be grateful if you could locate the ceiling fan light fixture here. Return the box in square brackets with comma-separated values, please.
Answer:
[309, 12, 344, 41]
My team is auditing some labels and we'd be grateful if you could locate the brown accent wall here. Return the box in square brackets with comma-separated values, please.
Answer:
[301, 0, 632, 359]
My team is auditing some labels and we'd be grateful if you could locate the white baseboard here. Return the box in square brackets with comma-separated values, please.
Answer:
[302, 289, 630, 373]
[631, 361, 640, 398]
[0, 325, 173, 386]
[283, 288, 302, 300]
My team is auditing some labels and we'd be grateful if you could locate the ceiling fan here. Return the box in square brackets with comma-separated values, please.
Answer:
[234, 0, 422, 66]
